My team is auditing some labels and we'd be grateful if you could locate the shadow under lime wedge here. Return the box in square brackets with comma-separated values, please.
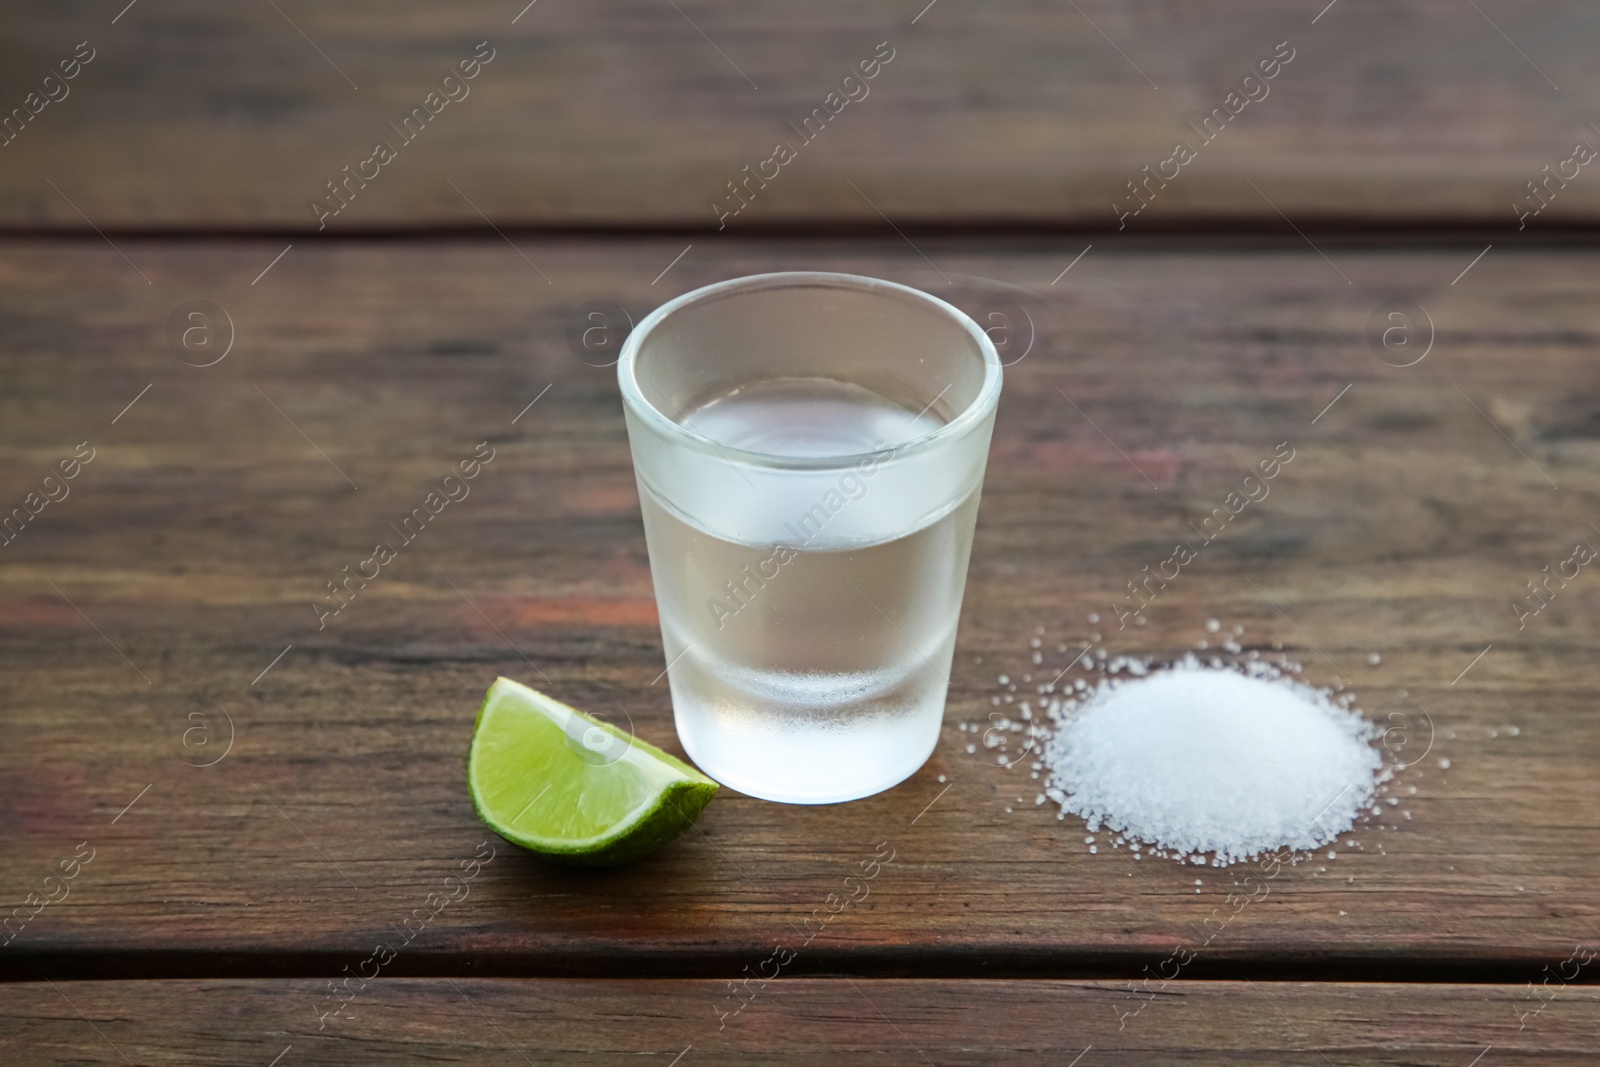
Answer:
[467, 677, 718, 866]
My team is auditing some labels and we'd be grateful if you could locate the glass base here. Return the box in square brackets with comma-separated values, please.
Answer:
[675, 697, 942, 804]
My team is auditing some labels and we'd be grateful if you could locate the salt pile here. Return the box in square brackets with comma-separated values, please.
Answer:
[1043, 657, 1387, 864]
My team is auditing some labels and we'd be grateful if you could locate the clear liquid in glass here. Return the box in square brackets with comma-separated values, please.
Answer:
[637, 377, 978, 803]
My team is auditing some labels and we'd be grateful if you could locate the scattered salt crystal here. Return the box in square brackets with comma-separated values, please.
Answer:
[1088, 613, 1100, 624]
[998, 674, 1010, 685]
[1206, 619, 1221, 633]
[1089, 845, 1097, 853]
[966, 744, 976, 754]
[937, 774, 947, 783]
[1438, 758, 1450, 769]
[1045, 658, 1386, 865]
[1367, 652, 1381, 666]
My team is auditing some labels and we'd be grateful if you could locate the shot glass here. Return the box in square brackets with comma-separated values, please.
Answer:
[618, 272, 1001, 803]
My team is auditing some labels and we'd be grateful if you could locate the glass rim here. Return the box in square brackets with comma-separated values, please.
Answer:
[616, 271, 1003, 471]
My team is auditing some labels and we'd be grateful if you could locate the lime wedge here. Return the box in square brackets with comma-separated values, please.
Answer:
[467, 677, 717, 866]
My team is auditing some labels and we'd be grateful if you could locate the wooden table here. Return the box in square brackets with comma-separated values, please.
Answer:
[4, 4, 1599, 1064]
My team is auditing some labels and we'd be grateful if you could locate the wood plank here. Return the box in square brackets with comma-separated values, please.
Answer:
[4, 1, 1600, 227]
[0, 237, 1597, 978]
[2, 979, 1597, 1064]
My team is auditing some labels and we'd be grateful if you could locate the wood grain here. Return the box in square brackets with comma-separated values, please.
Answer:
[3, 979, 1597, 1064]
[5, 1, 1600, 228]
[0, 237, 1597, 982]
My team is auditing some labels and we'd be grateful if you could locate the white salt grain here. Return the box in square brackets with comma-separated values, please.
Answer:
[1045, 659, 1386, 865]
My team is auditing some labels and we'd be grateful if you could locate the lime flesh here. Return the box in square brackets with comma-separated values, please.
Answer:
[467, 677, 717, 866]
